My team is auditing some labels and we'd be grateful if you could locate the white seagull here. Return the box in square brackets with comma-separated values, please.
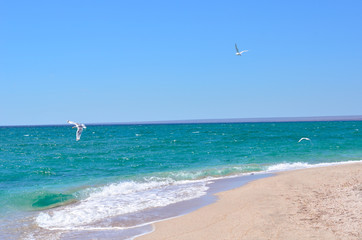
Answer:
[298, 137, 311, 143]
[67, 120, 86, 141]
[235, 44, 248, 56]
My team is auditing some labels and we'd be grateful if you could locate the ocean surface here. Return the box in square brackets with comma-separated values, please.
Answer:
[1, 121, 362, 239]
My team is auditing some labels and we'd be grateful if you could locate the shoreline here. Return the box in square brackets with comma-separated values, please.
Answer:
[56, 173, 273, 240]
[136, 163, 362, 240]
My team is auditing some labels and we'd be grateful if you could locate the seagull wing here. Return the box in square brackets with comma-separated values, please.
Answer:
[76, 127, 83, 141]
[67, 120, 79, 126]
[235, 44, 239, 53]
[298, 137, 311, 142]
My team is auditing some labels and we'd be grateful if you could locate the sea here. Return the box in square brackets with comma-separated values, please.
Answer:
[1, 120, 361, 239]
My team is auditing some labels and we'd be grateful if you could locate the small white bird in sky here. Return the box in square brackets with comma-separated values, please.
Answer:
[235, 44, 248, 56]
[298, 137, 311, 143]
[67, 120, 86, 141]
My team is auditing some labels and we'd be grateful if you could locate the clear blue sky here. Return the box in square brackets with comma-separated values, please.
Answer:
[1, 0, 361, 126]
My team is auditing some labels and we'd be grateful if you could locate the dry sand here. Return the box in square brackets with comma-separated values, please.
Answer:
[137, 163, 362, 240]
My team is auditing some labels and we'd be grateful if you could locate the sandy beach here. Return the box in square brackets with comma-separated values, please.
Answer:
[137, 163, 362, 240]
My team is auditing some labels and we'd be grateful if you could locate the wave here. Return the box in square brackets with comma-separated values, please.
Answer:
[36, 178, 210, 229]
[265, 160, 362, 172]
[31, 192, 76, 210]
[35, 159, 362, 230]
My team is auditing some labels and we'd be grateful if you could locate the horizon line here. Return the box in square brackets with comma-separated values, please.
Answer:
[1, 115, 362, 128]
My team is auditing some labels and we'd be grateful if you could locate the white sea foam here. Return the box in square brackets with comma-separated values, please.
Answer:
[266, 160, 362, 172]
[36, 160, 362, 230]
[36, 178, 209, 230]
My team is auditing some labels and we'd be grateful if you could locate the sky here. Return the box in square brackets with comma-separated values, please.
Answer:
[1, 0, 362, 126]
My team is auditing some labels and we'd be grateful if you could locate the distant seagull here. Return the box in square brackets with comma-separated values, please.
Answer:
[235, 44, 248, 56]
[67, 120, 86, 141]
[298, 137, 311, 143]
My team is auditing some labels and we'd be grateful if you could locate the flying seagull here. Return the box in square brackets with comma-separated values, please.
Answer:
[67, 120, 86, 141]
[298, 137, 311, 143]
[235, 44, 248, 56]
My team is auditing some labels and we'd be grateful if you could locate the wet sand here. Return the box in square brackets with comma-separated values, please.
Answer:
[137, 163, 362, 240]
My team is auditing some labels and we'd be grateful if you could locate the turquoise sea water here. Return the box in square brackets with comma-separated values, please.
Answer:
[1, 121, 362, 239]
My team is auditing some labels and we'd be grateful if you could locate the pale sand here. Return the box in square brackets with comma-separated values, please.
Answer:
[137, 163, 362, 240]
